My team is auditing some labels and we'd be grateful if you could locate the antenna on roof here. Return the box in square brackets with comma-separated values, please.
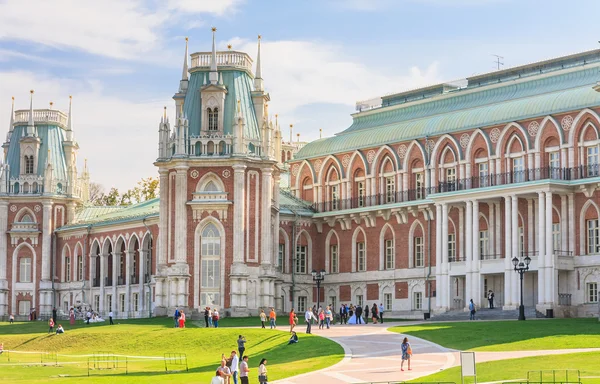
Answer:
[492, 54, 504, 70]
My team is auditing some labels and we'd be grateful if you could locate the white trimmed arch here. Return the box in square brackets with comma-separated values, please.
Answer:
[408, 219, 425, 268]
[580, 199, 600, 256]
[61, 243, 72, 282]
[568, 108, 600, 145]
[351, 226, 367, 273]
[347, 150, 369, 175]
[319, 155, 346, 185]
[371, 145, 400, 175]
[196, 171, 225, 192]
[402, 140, 428, 171]
[14, 207, 36, 223]
[495, 122, 531, 154]
[295, 229, 313, 274]
[279, 228, 290, 274]
[325, 229, 340, 273]
[194, 216, 226, 310]
[430, 134, 463, 164]
[294, 160, 317, 189]
[465, 128, 494, 160]
[534, 116, 564, 151]
[379, 223, 395, 270]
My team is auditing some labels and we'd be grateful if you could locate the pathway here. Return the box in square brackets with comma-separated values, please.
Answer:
[272, 321, 600, 384]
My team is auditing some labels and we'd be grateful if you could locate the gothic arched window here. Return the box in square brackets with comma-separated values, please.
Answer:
[208, 108, 219, 131]
[201, 223, 221, 308]
[25, 155, 34, 174]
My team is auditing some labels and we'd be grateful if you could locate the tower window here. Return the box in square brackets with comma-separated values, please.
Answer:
[208, 108, 219, 131]
[25, 156, 34, 174]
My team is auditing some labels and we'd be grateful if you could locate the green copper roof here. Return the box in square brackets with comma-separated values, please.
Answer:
[279, 189, 314, 217]
[183, 70, 260, 140]
[296, 64, 600, 159]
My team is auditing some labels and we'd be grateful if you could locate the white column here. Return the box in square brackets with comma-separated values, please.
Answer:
[41, 201, 53, 280]
[537, 192, 546, 305]
[261, 168, 273, 265]
[489, 203, 495, 257]
[174, 165, 188, 263]
[139, 250, 146, 313]
[158, 169, 168, 266]
[465, 201, 473, 309]
[441, 203, 449, 309]
[561, 195, 568, 255]
[0, 201, 8, 316]
[99, 254, 105, 312]
[545, 191, 554, 305]
[503, 196, 513, 308]
[567, 193, 575, 255]
[458, 205, 465, 264]
[511, 195, 519, 305]
[472, 200, 481, 306]
[495, 203, 501, 256]
[534, 199, 539, 254]
[527, 199, 534, 255]
[233, 165, 247, 263]
[435, 204, 442, 309]
[125, 251, 131, 315]
[112, 252, 117, 311]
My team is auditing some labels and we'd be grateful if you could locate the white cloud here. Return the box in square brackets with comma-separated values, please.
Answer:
[167, 0, 242, 15]
[335, 0, 507, 11]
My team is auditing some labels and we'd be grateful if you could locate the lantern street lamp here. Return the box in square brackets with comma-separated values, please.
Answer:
[512, 253, 532, 321]
[311, 269, 326, 311]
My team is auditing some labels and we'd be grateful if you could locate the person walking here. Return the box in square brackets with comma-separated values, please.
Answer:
[109, 310, 114, 325]
[258, 358, 268, 383]
[9, 314, 14, 324]
[179, 311, 186, 328]
[401, 337, 412, 371]
[48, 318, 55, 334]
[325, 306, 332, 329]
[364, 304, 369, 324]
[371, 303, 379, 324]
[239, 355, 250, 384]
[318, 309, 325, 329]
[259, 309, 267, 328]
[379, 303, 385, 323]
[304, 308, 315, 334]
[208, 307, 214, 327]
[213, 309, 220, 328]
[237, 335, 247, 358]
[52, 307, 57, 324]
[469, 299, 476, 320]
[288, 309, 297, 333]
[173, 308, 180, 328]
[269, 308, 276, 329]
[230, 351, 239, 384]
[488, 290, 495, 309]
[204, 307, 210, 327]
[86, 310, 91, 324]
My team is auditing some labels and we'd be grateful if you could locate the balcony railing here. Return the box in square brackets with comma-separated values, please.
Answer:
[555, 250, 573, 257]
[92, 278, 100, 287]
[311, 165, 600, 213]
[480, 253, 502, 260]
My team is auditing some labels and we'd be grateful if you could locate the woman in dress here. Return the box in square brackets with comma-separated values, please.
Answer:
[401, 337, 412, 371]
[288, 309, 297, 333]
[371, 303, 379, 324]
[69, 308, 75, 326]
[258, 358, 268, 383]
[179, 310, 186, 328]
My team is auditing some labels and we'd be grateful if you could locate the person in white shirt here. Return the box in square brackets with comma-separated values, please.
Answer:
[378, 303, 385, 323]
[229, 351, 239, 384]
[211, 370, 224, 384]
[109, 311, 114, 325]
[304, 309, 316, 334]
[239, 355, 249, 384]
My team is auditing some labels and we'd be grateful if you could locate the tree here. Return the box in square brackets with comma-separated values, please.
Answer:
[90, 177, 159, 206]
[89, 182, 104, 202]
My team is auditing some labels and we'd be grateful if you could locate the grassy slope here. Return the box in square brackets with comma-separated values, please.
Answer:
[0, 318, 344, 383]
[408, 352, 600, 383]
[390, 318, 600, 351]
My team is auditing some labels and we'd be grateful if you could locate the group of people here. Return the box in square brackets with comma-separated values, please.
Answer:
[258, 308, 277, 329]
[339, 303, 385, 325]
[174, 308, 188, 328]
[468, 290, 496, 320]
[203, 307, 221, 328]
[210, 335, 270, 384]
[303, 306, 333, 334]
[47, 318, 65, 335]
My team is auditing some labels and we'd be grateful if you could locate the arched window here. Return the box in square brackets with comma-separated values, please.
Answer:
[19, 257, 32, 282]
[195, 142, 202, 156]
[204, 181, 219, 192]
[25, 155, 34, 174]
[65, 256, 71, 282]
[201, 223, 221, 308]
[77, 254, 83, 281]
[208, 108, 219, 131]
[20, 214, 33, 223]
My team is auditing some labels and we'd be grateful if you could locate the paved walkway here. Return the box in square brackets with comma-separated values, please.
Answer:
[272, 321, 600, 384]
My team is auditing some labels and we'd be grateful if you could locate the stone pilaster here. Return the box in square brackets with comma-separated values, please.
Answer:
[0, 201, 8, 316]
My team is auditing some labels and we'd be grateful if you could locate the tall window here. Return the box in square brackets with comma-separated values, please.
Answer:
[119, 294, 125, 313]
[479, 162, 489, 187]
[479, 230, 489, 259]
[413, 292, 422, 310]
[119, 254, 125, 283]
[356, 294, 364, 307]
[19, 257, 32, 282]
[414, 236, 424, 267]
[295, 245, 307, 274]
[201, 223, 221, 308]
[65, 257, 71, 282]
[587, 282, 598, 303]
[384, 293, 392, 311]
[329, 296, 337, 311]
[133, 293, 139, 312]
[330, 244, 338, 273]
[587, 146, 599, 177]
[385, 239, 394, 269]
[385, 176, 395, 203]
[77, 255, 83, 281]
[357, 242, 366, 271]
[357, 181, 365, 207]
[94, 295, 100, 312]
[448, 233, 456, 262]
[18, 300, 31, 316]
[415, 173, 424, 199]
[446, 167, 456, 191]
[24, 155, 34, 174]
[331, 185, 339, 210]
[587, 219, 600, 254]
[549, 152, 560, 179]
[208, 108, 219, 131]
[552, 223, 561, 252]
[106, 295, 112, 312]
[297, 296, 307, 312]
[513, 157, 525, 183]
[278, 244, 284, 271]
[518, 227, 524, 256]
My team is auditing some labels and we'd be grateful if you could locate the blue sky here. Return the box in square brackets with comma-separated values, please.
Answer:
[0, 0, 598, 190]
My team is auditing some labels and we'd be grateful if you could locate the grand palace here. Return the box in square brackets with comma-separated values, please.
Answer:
[1, 31, 600, 320]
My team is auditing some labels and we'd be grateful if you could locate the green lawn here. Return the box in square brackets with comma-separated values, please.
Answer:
[409, 352, 600, 383]
[0, 317, 344, 383]
[390, 318, 600, 351]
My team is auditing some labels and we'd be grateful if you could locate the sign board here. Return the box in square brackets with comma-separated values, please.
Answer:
[461, 351, 476, 384]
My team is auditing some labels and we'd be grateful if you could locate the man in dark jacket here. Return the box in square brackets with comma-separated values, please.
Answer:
[204, 307, 210, 327]
[364, 304, 369, 324]
[355, 305, 363, 324]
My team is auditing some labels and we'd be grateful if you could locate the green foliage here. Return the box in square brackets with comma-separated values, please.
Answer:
[92, 177, 159, 206]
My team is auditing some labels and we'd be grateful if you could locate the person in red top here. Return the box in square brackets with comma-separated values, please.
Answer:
[48, 318, 55, 334]
[289, 309, 297, 333]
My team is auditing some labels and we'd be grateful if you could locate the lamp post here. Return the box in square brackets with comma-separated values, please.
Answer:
[512, 253, 532, 321]
[311, 269, 326, 311]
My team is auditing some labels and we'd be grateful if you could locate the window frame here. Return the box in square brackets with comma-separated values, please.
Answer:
[384, 292, 392, 311]
[479, 230, 489, 258]
[414, 236, 424, 267]
[478, 162, 489, 187]
[330, 244, 339, 273]
[19, 257, 32, 283]
[357, 242, 366, 272]
[295, 245, 307, 274]
[413, 291, 423, 310]
[588, 219, 600, 254]
[385, 239, 394, 270]
[385, 175, 395, 203]
[448, 233, 456, 262]
[587, 282, 598, 303]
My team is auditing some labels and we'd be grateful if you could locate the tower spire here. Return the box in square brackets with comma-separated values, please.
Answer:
[179, 37, 189, 93]
[66, 96, 74, 141]
[27, 90, 35, 136]
[9, 96, 14, 129]
[254, 34, 264, 92]
[289, 124, 293, 143]
[209, 27, 219, 85]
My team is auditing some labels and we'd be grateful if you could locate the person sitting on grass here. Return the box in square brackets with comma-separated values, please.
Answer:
[287, 331, 298, 345]
[0, 342, 4, 355]
[56, 324, 65, 335]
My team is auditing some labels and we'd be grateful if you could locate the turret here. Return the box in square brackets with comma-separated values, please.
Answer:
[26, 90, 35, 137]
[3, 97, 14, 160]
[209, 27, 218, 85]
[79, 158, 90, 202]
[254, 35, 264, 92]
[179, 37, 189, 93]
[66, 95, 74, 141]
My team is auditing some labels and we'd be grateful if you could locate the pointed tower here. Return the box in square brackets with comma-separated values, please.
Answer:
[26, 90, 35, 137]
[254, 35, 264, 92]
[63, 95, 80, 196]
[179, 37, 189, 93]
[209, 27, 219, 85]
[66, 96, 74, 141]
[79, 158, 90, 203]
[3, 97, 14, 160]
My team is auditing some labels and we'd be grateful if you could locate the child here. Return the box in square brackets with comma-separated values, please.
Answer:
[56, 324, 65, 335]
[48, 318, 55, 334]
[9, 314, 14, 324]
[259, 309, 267, 328]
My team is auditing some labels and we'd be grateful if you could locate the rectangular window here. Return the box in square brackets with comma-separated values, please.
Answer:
[65, 257, 71, 283]
[446, 167, 456, 191]
[479, 230, 489, 259]
[330, 244, 339, 273]
[208, 108, 219, 131]
[357, 181, 365, 207]
[119, 254, 125, 280]
[94, 295, 100, 313]
[295, 245, 307, 274]
[133, 293, 139, 312]
[63, 301, 69, 314]
[552, 223, 561, 252]
[78, 256, 83, 281]
[518, 227, 524, 256]
[448, 233, 456, 262]
[329, 296, 337, 312]
[278, 244, 284, 271]
[384, 293, 392, 311]
[356, 294, 363, 307]
[385, 176, 395, 203]
[18, 300, 31, 316]
[19, 257, 31, 283]
[588, 283, 598, 303]
[413, 292, 422, 310]
[415, 173, 424, 199]
[587, 146, 599, 177]
[297, 296, 307, 312]
[385, 239, 394, 270]
[119, 294, 125, 313]
[479, 162, 489, 187]
[549, 152, 560, 179]
[331, 185, 339, 210]
[106, 295, 112, 312]
[201, 259, 220, 288]
[588, 219, 600, 254]
[414, 236, 424, 267]
[357, 242, 366, 271]
[513, 157, 525, 183]
[25, 156, 34, 174]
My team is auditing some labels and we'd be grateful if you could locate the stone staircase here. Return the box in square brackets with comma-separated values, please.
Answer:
[430, 307, 545, 321]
